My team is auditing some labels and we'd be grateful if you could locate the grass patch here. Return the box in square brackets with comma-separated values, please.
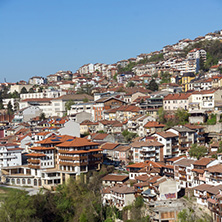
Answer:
[0, 186, 26, 201]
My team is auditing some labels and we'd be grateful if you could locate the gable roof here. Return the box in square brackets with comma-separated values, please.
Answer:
[100, 142, 119, 150]
[102, 174, 129, 182]
[164, 93, 191, 100]
[144, 121, 165, 128]
[193, 157, 215, 166]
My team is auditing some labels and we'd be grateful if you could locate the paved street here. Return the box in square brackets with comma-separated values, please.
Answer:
[0, 184, 43, 196]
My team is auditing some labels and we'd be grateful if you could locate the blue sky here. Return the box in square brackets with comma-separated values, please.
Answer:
[1, 0, 222, 82]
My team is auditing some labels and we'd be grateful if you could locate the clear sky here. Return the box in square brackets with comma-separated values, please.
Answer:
[1, 0, 222, 82]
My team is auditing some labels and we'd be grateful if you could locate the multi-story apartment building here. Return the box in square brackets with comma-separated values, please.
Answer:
[20, 89, 66, 100]
[0, 143, 22, 169]
[153, 131, 179, 158]
[173, 158, 195, 188]
[167, 126, 195, 155]
[181, 72, 195, 92]
[130, 141, 164, 163]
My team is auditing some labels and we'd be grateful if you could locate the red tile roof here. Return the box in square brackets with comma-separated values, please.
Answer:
[164, 93, 191, 100]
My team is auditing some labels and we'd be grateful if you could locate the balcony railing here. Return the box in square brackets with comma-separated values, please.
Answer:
[28, 159, 40, 164]
[28, 164, 40, 169]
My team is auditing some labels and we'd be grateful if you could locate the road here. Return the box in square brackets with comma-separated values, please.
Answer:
[0, 184, 43, 196]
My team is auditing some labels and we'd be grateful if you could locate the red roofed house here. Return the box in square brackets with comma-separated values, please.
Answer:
[163, 93, 191, 111]
[144, 121, 165, 135]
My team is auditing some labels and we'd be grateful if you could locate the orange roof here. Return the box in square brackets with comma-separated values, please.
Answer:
[192, 89, 217, 95]
[56, 137, 99, 148]
[127, 162, 149, 169]
[166, 156, 186, 162]
[30, 146, 55, 151]
[193, 157, 215, 166]
[155, 131, 177, 138]
[100, 143, 119, 150]
[26, 153, 46, 157]
[36, 135, 74, 144]
[144, 121, 165, 128]
[36, 132, 51, 136]
[164, 93, 191, 100]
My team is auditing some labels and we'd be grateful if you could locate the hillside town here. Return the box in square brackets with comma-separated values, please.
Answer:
[1, 30, 222, 221]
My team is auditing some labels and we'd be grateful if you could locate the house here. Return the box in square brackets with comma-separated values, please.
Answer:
[127, 115, 155, 137]
[167, 125, 196, 155]
[144, 121, 165, 135]
[163, 93, 191, 111]
[51, 94, 93, 117]
[173, 158, 195, 188]
[192, 157, 219, 187]
[95, 97, 126, 111]
[113, 145, 131, 164]
[28, 76, 45, 85]
[189, 89, 222, 112]
[100, 142, 120, 160]
[102, 185, 135, 209]
[0, 143, 23, 169]
[19, 98, 52, 117]
[90, 133, 116, 143]
[181, 72, 195, 92]
[102, 174, 129, 187]
[130, 140, 164, 163]
[153, 131, 179, 158]
[58, 120, 80, 137]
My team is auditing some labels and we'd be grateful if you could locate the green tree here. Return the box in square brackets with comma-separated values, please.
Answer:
[177, 208, 212, 222]
[122, 130, 137, 142]
[39, 112, 46, 121]
[158, 107, 166, 124]
[7, 101, 14, 115]
[77, 84, 93, 95]
[0, 190, 35, 222]
[147, 79, 158, 91]
[28, 88, 35, 93]
[83, 97, 89, 103]
[0, 98, 4, 109]
[11, 90, 20, 98]
[38, 87, 43, 92]
[20, 87, 28, 94]
[175, 108, 190, 124]
[160, 71, 171, 84]
[207, 114, 217, 125]
[189, 144, 208, 160]
[127, 81, 135, 87]
[65, 100, 75, 112]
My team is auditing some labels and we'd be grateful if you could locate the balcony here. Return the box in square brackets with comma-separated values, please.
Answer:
[164, 172, 174, 177]
[179, 177, 187, 181]
[28, 159, 40, 164]
[209, 175, 222, 180]
[76, 162, 88, 166]
[179, 135, 187, 139]
[179, 170, 186, 175]
[59, 156, 88, 161]
[28, 164, 40, 169]
[59, 161, 76, 167]
[91, 153, 103, 158]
